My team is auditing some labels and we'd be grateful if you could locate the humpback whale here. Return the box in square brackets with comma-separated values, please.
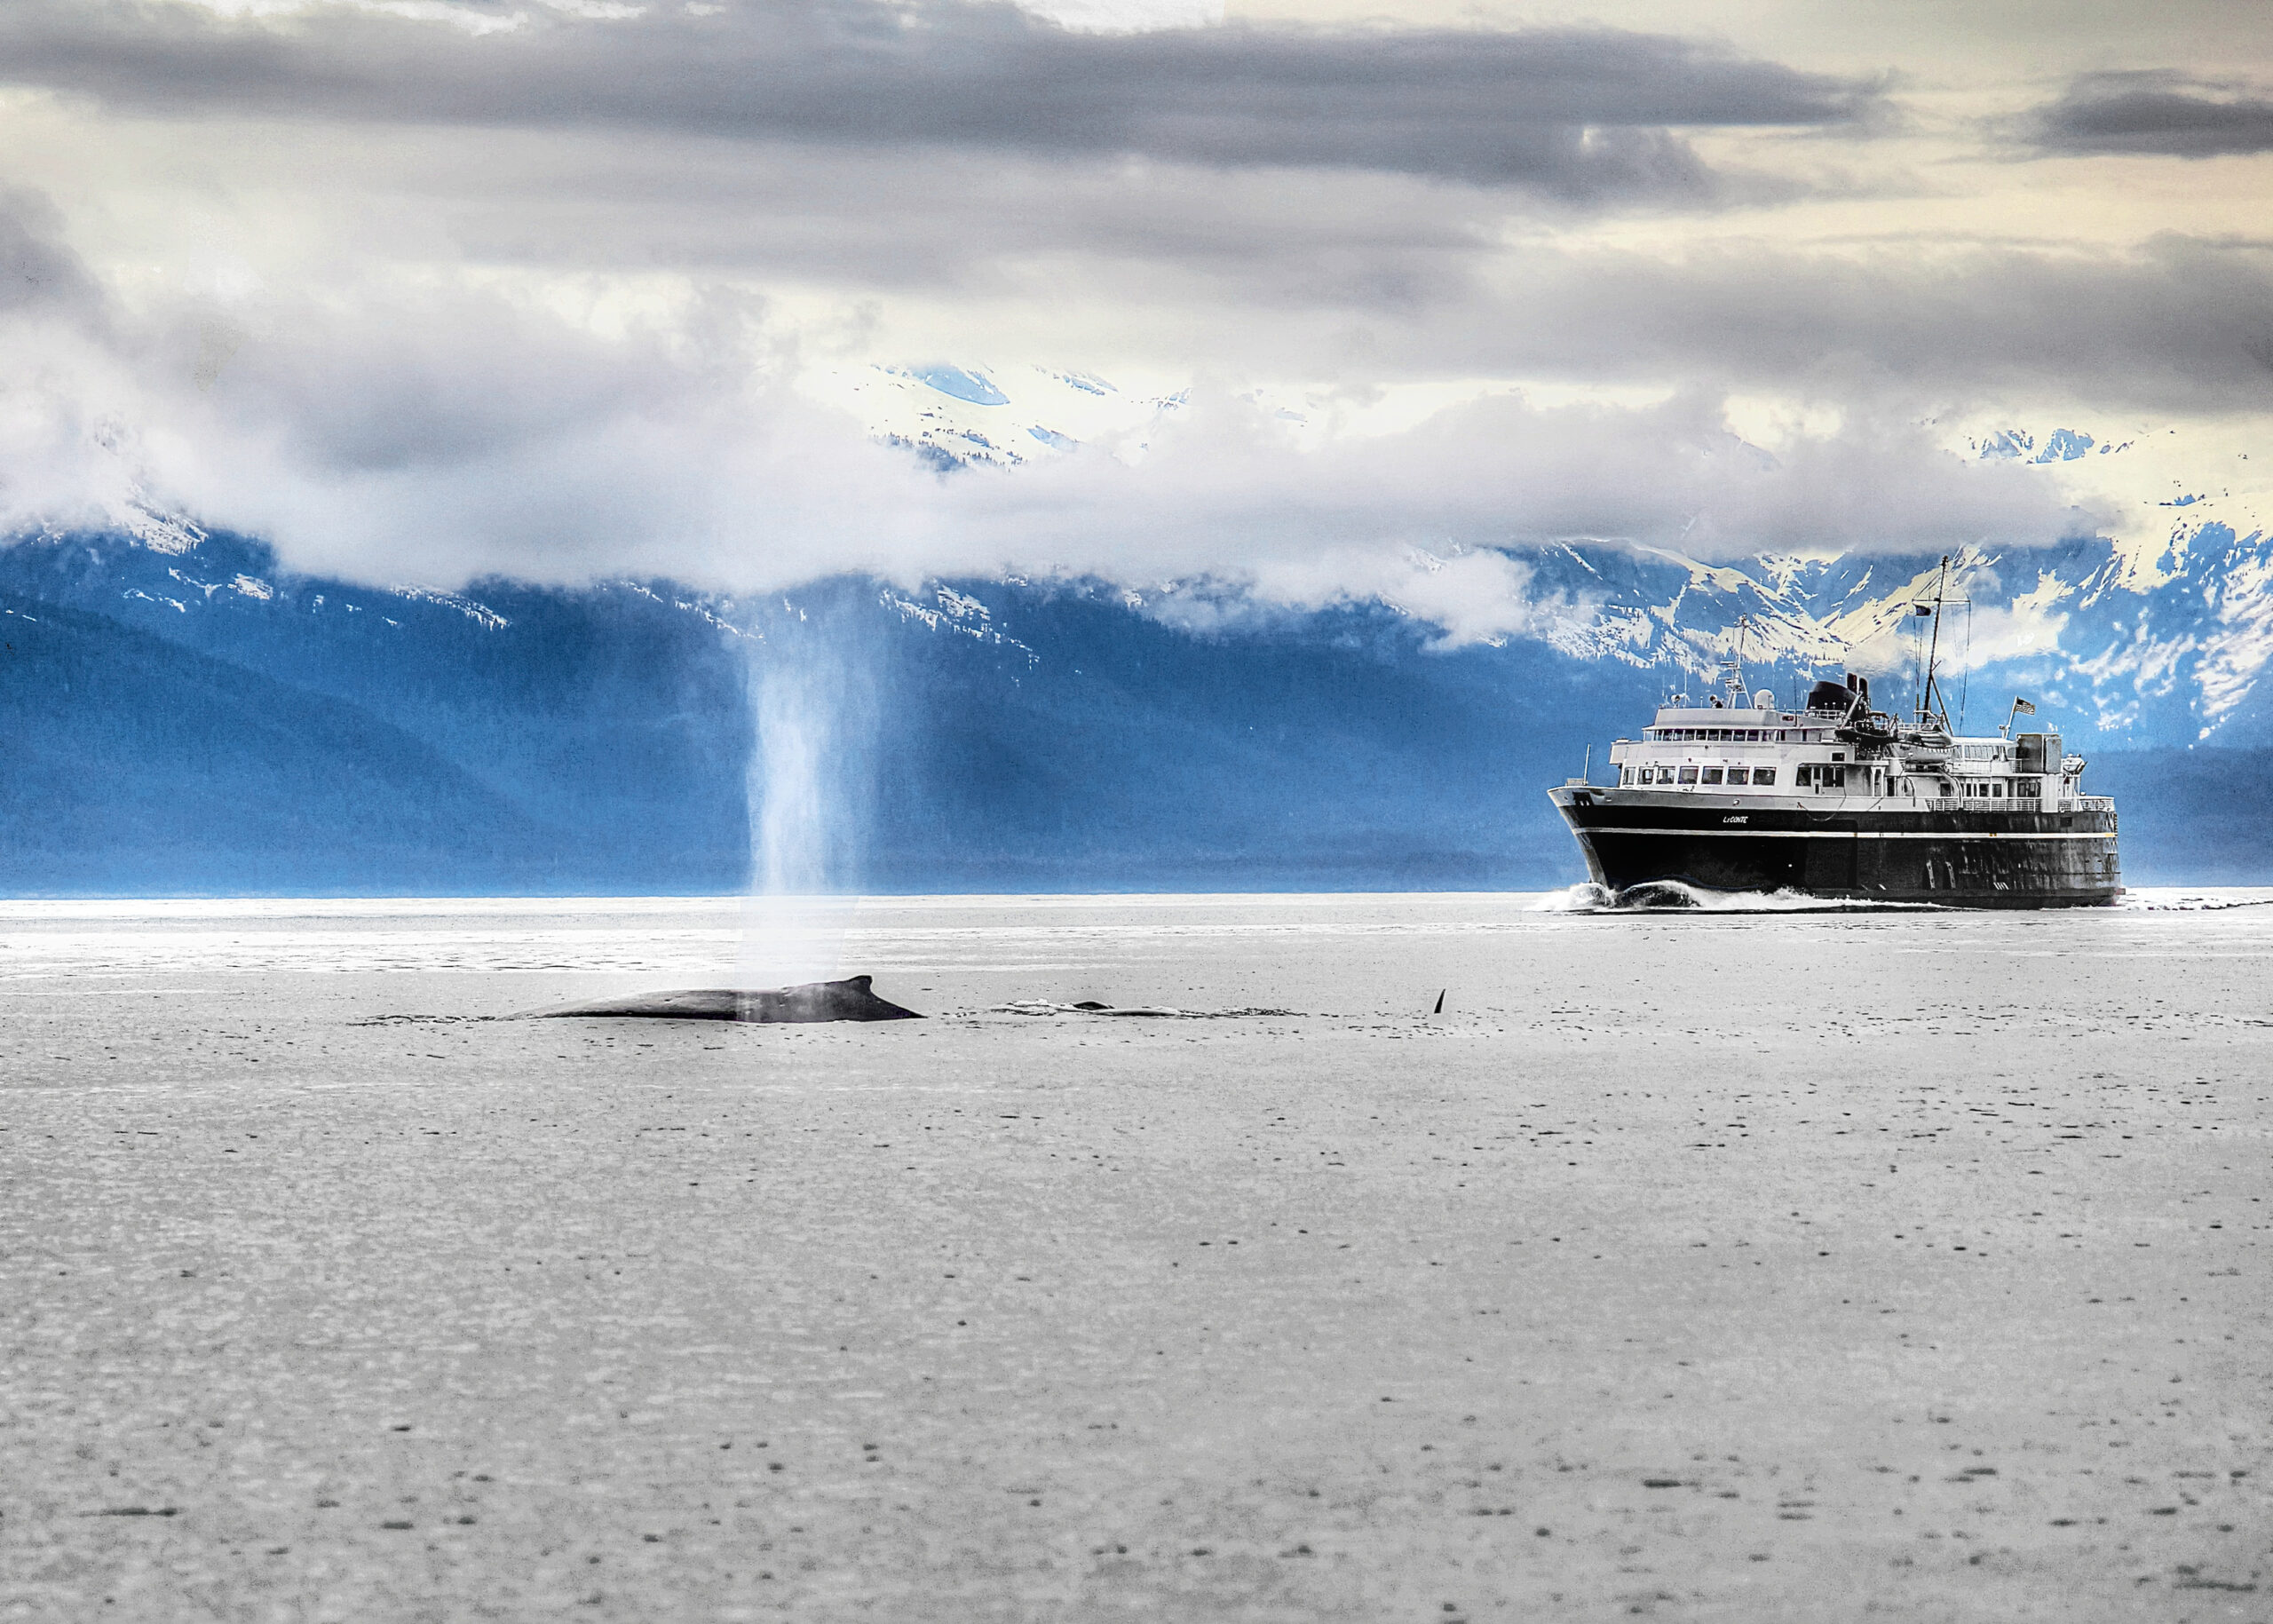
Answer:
[535, 975, 923, 1023]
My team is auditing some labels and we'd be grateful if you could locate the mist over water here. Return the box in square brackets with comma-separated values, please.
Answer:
[739, 607, 883, 986]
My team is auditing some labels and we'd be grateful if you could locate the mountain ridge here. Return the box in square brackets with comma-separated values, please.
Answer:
[3, 510, 2269, 891]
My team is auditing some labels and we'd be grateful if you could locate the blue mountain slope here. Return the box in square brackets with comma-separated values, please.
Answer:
[0, 534, 754, 891]
[859, 582, 1642, 888]
[0, 592, 558, 893]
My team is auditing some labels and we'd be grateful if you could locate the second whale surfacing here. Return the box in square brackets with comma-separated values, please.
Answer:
[535, 975, 923, 1024]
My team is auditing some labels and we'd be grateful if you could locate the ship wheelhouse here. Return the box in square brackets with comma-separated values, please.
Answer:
[1603, 679, 2096, 819]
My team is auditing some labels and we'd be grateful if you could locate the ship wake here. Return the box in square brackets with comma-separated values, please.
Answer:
[1536, 881, 1944, 915]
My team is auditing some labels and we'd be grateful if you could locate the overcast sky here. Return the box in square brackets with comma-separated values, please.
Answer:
[1, 0, 2267, 633]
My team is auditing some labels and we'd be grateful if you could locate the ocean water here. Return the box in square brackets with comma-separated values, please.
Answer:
[3, 892, 2268, 1621]
[4, 886, 2268, 984]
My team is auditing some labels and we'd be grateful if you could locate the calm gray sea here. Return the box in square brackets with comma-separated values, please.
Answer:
[4, 891, 2267, 1621]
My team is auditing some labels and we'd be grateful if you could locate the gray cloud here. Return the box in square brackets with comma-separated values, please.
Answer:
[1062, 234, 2273, 416]
[0, 0, 1879, 200]
[144, 99, 2265, 416]
[1441, 234, 2273, 415]
[2024, 71, 2273, 158]
[0, 187, 102, 318]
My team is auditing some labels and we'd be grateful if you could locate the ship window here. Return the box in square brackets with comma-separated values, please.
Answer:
[1992, 780, 2005, 798]
[1701, 767, 1724, 785]
[1677, 765, 1699, 785]
[1753, 767, 1775, 786]
[2016, 778, 2040, 796]
[1725, 767, 1749, 785]
[1939, 780, 1953, 796]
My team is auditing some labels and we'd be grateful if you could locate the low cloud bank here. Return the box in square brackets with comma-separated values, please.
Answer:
[0, 189, 2103, 646]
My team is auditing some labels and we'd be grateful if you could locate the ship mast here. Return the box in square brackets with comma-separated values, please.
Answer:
[1917, 555, 1952, 730]
[1722, 615, 1751, 706]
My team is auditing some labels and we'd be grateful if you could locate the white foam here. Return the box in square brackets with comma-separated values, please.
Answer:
[2114, 889, 2273, 912]
[1532, 880, 1942, 914]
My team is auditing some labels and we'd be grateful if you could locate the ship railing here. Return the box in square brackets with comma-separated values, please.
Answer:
[1924, 797, 1965, 812]
[2077, 796, 2115, 812]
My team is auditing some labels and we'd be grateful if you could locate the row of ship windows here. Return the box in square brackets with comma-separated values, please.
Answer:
[1625, 764, 2045, 796]
[1644, 727, 1810, 743]
[1645, 733, 2023, 757]
[1627, 764, 1777, 786]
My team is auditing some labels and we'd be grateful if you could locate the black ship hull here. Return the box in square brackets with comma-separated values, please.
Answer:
[1548, 788, 2121, 907]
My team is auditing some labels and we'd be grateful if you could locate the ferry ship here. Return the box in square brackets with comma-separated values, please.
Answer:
[1548, 581, 2121, 907]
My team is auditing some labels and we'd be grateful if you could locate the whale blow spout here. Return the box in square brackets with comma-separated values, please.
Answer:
[535, 975, 923, 1024]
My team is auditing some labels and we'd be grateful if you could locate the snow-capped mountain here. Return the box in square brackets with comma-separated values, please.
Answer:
[3, 386, 2270, 891]
[809, 358, 2273, 749]
[1506, 416, 2273, 751]
[801, 361, 1189, 471]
